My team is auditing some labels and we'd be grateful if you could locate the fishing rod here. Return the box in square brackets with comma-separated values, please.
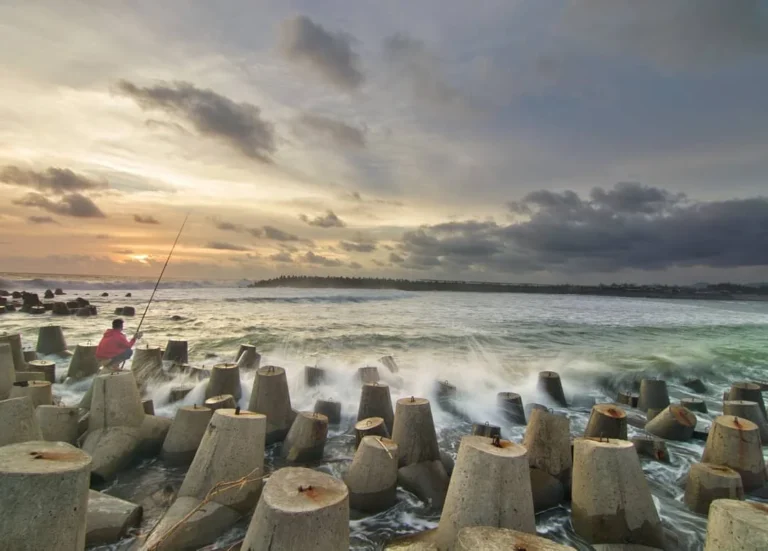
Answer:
[120, 213, 189, 369]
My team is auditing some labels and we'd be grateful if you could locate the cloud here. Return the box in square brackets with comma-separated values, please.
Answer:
[269, 251, 293, 263]
[299, 210, 346, 228]
[389, 252, 405, 264]
[296, 114, 366, 148]
[339, 232, 377, 253]
[0, 166, 108, 195]
[114, 249, 134, 255]
[263, 225, 301, 242]
[279, 15, 364, 90]
[27, 216, 58, 224]
[117, 80, 276, 161]
[133, 214, 160, 224]
[205, 241, 251, 251]
[13, 192, 106, 218]
[349, 261, 363, 270]
[394, 183, 768, 274]
[302, 251, 343, 267]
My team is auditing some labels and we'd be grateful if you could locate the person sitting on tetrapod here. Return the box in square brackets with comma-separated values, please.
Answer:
[95, 318, 143, 368]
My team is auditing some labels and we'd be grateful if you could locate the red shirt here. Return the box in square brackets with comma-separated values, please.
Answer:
[95, 329, 136, 359]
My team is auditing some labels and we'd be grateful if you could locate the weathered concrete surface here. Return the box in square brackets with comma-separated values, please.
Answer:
[538, 370, 568, 407]
[28, 359, 56, 383]
[571, 438, 664, 548]
[584, 403, 628, 440]
[727, 382, 766, 419]
[305, 365, 326, 387]
[704, 499, 768, 550]
[14, 371, 45, 382]
[631, 436, 670, 463]
[67, 343, 100, 380]
[358, 366, 380, 384]
[161, 405, 213, 464]
[358, 382, 395, 434]
[314, 399, 342, 424]
[162, 339, 188, 364]
[436, 436, 535, 550]
[36, 325, 68, 355]
[392, 397, 440, 467]
[248, 365, 294, 444]
[204, 394, 236, 411]
[722, 400, 768, 443]
[680, 397, 707, 413]
[645, 405, 697, 441]
[0, 343, 15, 399]
[0, 396, 42, 447]
[530, 467, 566, 513]
[130, 346, 165, 389]
[398, 460, 450, 509]
[36, 405, 79, 444]
[282, 411, 328, 463]
[0, 441, 91, 551]
[88, 372, 145, 431]
[355, 416, 389, 447]
[637, 379, 670, 412]
[242, 467, 349, 551]
[82, 426, 142, 483]
[235, 344, 261, 369]
[87, 490, 143, 546]
[523, 408, 571, 486]
[684, 462, 744, 515]
[135, 414, 173, 457]
[9, 380, 53, 407]
[0, 333, 26, 371]
[455, 526, 576, 550]
[497, 392, 526, 424]
[344, 436, 398, 513]
[701, 415, 766, 492]
[204, 362, 242, 400]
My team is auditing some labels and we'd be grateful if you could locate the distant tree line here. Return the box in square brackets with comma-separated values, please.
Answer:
[249, 275, 768, 299]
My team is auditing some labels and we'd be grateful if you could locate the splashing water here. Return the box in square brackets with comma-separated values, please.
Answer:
[2, 282, 768, 550]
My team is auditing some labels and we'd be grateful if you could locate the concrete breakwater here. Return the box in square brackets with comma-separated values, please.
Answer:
[1, 308, 767, 549]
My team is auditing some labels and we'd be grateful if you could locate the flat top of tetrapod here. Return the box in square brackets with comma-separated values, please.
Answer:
[715, 415, 758, 431]
[180, 404, 213, 413]
[667, 405, 697, 426]
[298, 411, 329, 423]
[456, 526, 576, 550]
[215, 408, 266, 420]
[0, 441, 91, 473]
[14, 381, 50, 388]
[213, 363, 238, 370]
[263, 467, 348, 511]
[257, 365, 285, 376]
[732, 381, 760, 390]
[27, 359, 54, 367]
[593, 403, 627, 418]
[577, 437, 634, 449]
[696, 463, 741, 479]
[355, 417, 384, 430]
[363, 381, 389, 388]
[360, 436, 397, 452]
[463, 435, 526, 457]
[396, 397, 428, 406]
[205, 394, 234, 403]
[710, 499, 768, 528]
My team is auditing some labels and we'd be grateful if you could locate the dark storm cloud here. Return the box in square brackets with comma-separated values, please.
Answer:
[117, 80, 276, 161]
[395, 183, 768, 273]
[133, 214, 160, 224]
[303, 251, 343, 267]
[208, 218, 305, 241]
[27, 216, 58, 224]
[205, 241, 251, 251]
[299, 210, 346, 228]
[339, 233, 377, 253]
[279, 15, 364, 90]
[296, 114, 366, 148]
[13, 192, 106, 218]
[0, 166, 108, 195]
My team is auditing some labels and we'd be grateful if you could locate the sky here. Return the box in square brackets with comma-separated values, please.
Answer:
[1, 0, 768, 284]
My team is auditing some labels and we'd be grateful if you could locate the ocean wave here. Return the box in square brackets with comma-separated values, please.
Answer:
[224, 294, 407, 305]
[0, 276, 245, 291]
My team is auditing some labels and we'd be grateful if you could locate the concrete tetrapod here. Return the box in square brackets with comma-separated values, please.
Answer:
[204, 394, 236, 411]
[355, 417, 389, 447]
[637, 379, 670, 412]
[644, 405, 697, 441]
[345, 436, 399, 513]
[571, 438, 664, 548]
[358, 382, 395, 434]
[28, 359, 56, 383]
[36, 405, 79, 444]
[701, 415, 767, 492]
[0, 441, 91, 551]
[0, 332, 26, 370]
[15, 371, 45, 382]
[722, 400, 768, 443]
[631, 436, 670, 463]
[204, 362, 242, 400]
[235, 344, 261, 369]
[523, 408, 572, 485]
[704, 499, 768, 550]
[0, 396, 43, 446]
[392, 397, 441, 467]
[435, 436, 536, 550]
[66, 343, 100, 380]
[680, 397, 707, 413]
[684, 462, 744, 515]
[305, 365, 326, 387]
[380, 355, 399, 373]
[584, 404, 628, 440]
[617, 390, 639, 408]
[162, 339, 188, 364]
[471, 422, 501, 439]
[130, 346, 165, 389]
[161, 404, 214, 464]
[455, 527, 576, 551]
[142, 399, 155, 415]
[314, 399, 342, 424]
[0, 342, 14, 399]
[87, 490, 143, 547]
[537, 370, 568, 407]
[497, 392, 526, 424]
[36, 324, 67, 355]
[282, 411, 329, 463]
[683, 378, 708, 394]
[249, 365, 294, 444]
[727, 382, 766, 419]
[144, 409, 266, 551]
[10, 380, 53, 407]
[242, 467, 349, 551]
[358, 366, 380, 384]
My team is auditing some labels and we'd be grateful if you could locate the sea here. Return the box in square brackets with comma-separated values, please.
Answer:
[2, 273, 768, 550]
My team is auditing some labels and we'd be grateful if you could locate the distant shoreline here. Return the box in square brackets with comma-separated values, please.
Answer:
[250, 276, 768, 302]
